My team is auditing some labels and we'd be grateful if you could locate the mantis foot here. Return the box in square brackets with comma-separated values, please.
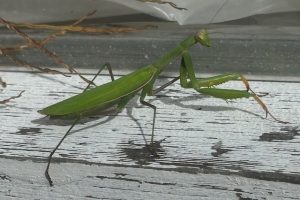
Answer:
[45, 170, 54, 187]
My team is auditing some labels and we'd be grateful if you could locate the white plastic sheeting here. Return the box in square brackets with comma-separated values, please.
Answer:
[112, 0, 300, 24]
[0, 0, 137, 23]
[0, 0, 300, 24]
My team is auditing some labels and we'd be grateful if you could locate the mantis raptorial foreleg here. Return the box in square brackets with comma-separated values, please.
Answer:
[179, 51, 286, 123]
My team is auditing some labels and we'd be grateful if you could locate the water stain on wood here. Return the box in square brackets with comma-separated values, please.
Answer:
[120, 139, 166, 165]
[15, 127, 41, 135]
[260, 126, 299, 141]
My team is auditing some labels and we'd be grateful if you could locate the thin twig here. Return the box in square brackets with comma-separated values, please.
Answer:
[0, 11, 94, 54]
[0, 17, 93, 85]
[0, 31, 66, 55]
[0, 45, 29, 55]
[11, 23, 139, 34]
[0, 10, 139, 85]
[39, 10, 97, 46]
[137, 0, 187, 10]
[72, 10, 97, 26]
[0, 90, 25, 104]
[8, 10, 138, 34]
[0, 40, 70, 77]
[0, 11, 142, 85]
[3, 53, 70, 77]
[0, 77, 7, 88]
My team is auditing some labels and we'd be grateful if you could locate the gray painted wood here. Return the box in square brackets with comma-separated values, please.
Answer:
[1, 23, 300, 78]
[0, 69, 299, 199]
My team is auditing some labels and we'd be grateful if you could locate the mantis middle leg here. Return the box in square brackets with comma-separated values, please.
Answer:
[139, 87, 160, 157]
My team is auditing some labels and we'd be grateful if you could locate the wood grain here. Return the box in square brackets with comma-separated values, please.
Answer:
[0, 69, 299, 199]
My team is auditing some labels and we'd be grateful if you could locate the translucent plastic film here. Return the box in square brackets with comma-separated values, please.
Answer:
[112, 0, 300, 24]
[1, 0, 300, 24]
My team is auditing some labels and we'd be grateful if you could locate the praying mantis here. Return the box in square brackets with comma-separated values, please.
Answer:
[38, 30, 285, 186]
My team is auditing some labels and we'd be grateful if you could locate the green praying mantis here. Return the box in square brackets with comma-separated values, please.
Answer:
[39, 30, 286, 186]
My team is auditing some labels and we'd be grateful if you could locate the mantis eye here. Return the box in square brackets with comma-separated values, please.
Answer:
[196, 30, 211, 47]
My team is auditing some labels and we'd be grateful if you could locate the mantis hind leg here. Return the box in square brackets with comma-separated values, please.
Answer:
[83, 63, 115, 92]
[45, 117, 80, 186]
[180, 51, 287, 123]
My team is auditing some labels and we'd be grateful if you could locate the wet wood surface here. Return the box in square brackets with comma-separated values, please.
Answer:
[0, 69, 300, 199]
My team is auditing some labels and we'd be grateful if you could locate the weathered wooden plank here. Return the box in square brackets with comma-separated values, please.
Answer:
[1, 157, 300, 200]
[1, 70, 299, 189]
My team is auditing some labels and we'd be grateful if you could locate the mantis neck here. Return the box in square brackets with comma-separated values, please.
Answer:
[153, 35, 197, 74]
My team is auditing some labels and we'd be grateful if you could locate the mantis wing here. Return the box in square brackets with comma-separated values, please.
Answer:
[39, 66, 157, 117]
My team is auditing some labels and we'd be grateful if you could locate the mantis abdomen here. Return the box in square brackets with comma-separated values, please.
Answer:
[39, 65, 157, 116]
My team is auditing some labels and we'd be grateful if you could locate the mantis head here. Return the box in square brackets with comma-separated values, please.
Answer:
[195, 30, 211, 47]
